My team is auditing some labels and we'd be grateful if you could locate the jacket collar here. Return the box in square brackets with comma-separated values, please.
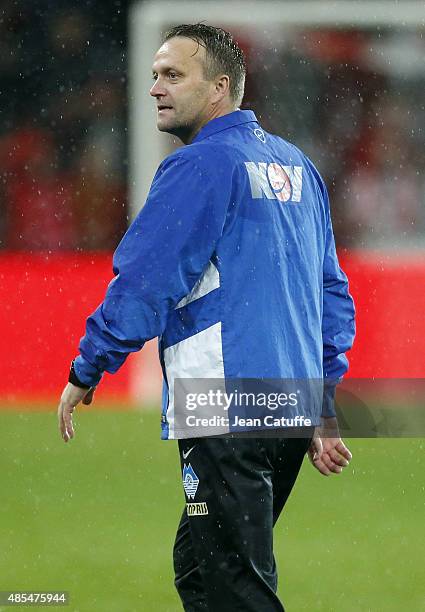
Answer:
[192, 110, 258, 143]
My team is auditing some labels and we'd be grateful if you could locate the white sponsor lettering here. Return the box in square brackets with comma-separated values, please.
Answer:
[244, 161, 303, 203]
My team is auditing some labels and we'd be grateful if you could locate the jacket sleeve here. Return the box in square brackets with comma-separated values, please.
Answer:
[73, 153, 231, 386]
[321, 183, 356, 417]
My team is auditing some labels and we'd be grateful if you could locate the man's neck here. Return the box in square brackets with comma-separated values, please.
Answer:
[182, 104, 238, 145]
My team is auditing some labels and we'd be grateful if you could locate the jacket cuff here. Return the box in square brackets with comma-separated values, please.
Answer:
[71, 356, 103, 388]
[69, 360, 91, 389]
[322, 382, 338, 418]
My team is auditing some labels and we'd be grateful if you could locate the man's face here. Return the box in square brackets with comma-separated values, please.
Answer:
[150, 37, 214, 142]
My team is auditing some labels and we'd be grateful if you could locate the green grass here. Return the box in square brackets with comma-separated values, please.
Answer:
[0, 408, 424, 611]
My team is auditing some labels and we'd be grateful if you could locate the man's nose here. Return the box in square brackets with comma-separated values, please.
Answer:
[150, 79, 164, 98]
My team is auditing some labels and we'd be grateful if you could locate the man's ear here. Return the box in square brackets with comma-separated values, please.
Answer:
[212, 74, 230, 103]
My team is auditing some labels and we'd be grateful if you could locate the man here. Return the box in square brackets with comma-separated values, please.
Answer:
[58, 24, 355, 611]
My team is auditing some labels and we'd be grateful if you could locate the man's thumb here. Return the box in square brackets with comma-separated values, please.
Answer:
[82, 387, 95, 405]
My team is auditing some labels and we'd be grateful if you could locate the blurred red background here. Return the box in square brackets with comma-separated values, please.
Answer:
[1, 251, 424, 404]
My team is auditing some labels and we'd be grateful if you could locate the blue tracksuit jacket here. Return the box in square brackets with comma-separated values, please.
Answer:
[74, 110, 355, 439]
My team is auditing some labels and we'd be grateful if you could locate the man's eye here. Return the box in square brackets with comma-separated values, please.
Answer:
[152, 74, 158, 81]
[169, 72, 177, 79]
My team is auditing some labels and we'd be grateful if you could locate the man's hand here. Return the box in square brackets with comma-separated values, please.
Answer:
[57, 382, 95, 443]
[307, 417, 352, 476]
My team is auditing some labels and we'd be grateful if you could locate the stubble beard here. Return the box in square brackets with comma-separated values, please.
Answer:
[157, 109, 200, 144]
[156, 85, 210, 143]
